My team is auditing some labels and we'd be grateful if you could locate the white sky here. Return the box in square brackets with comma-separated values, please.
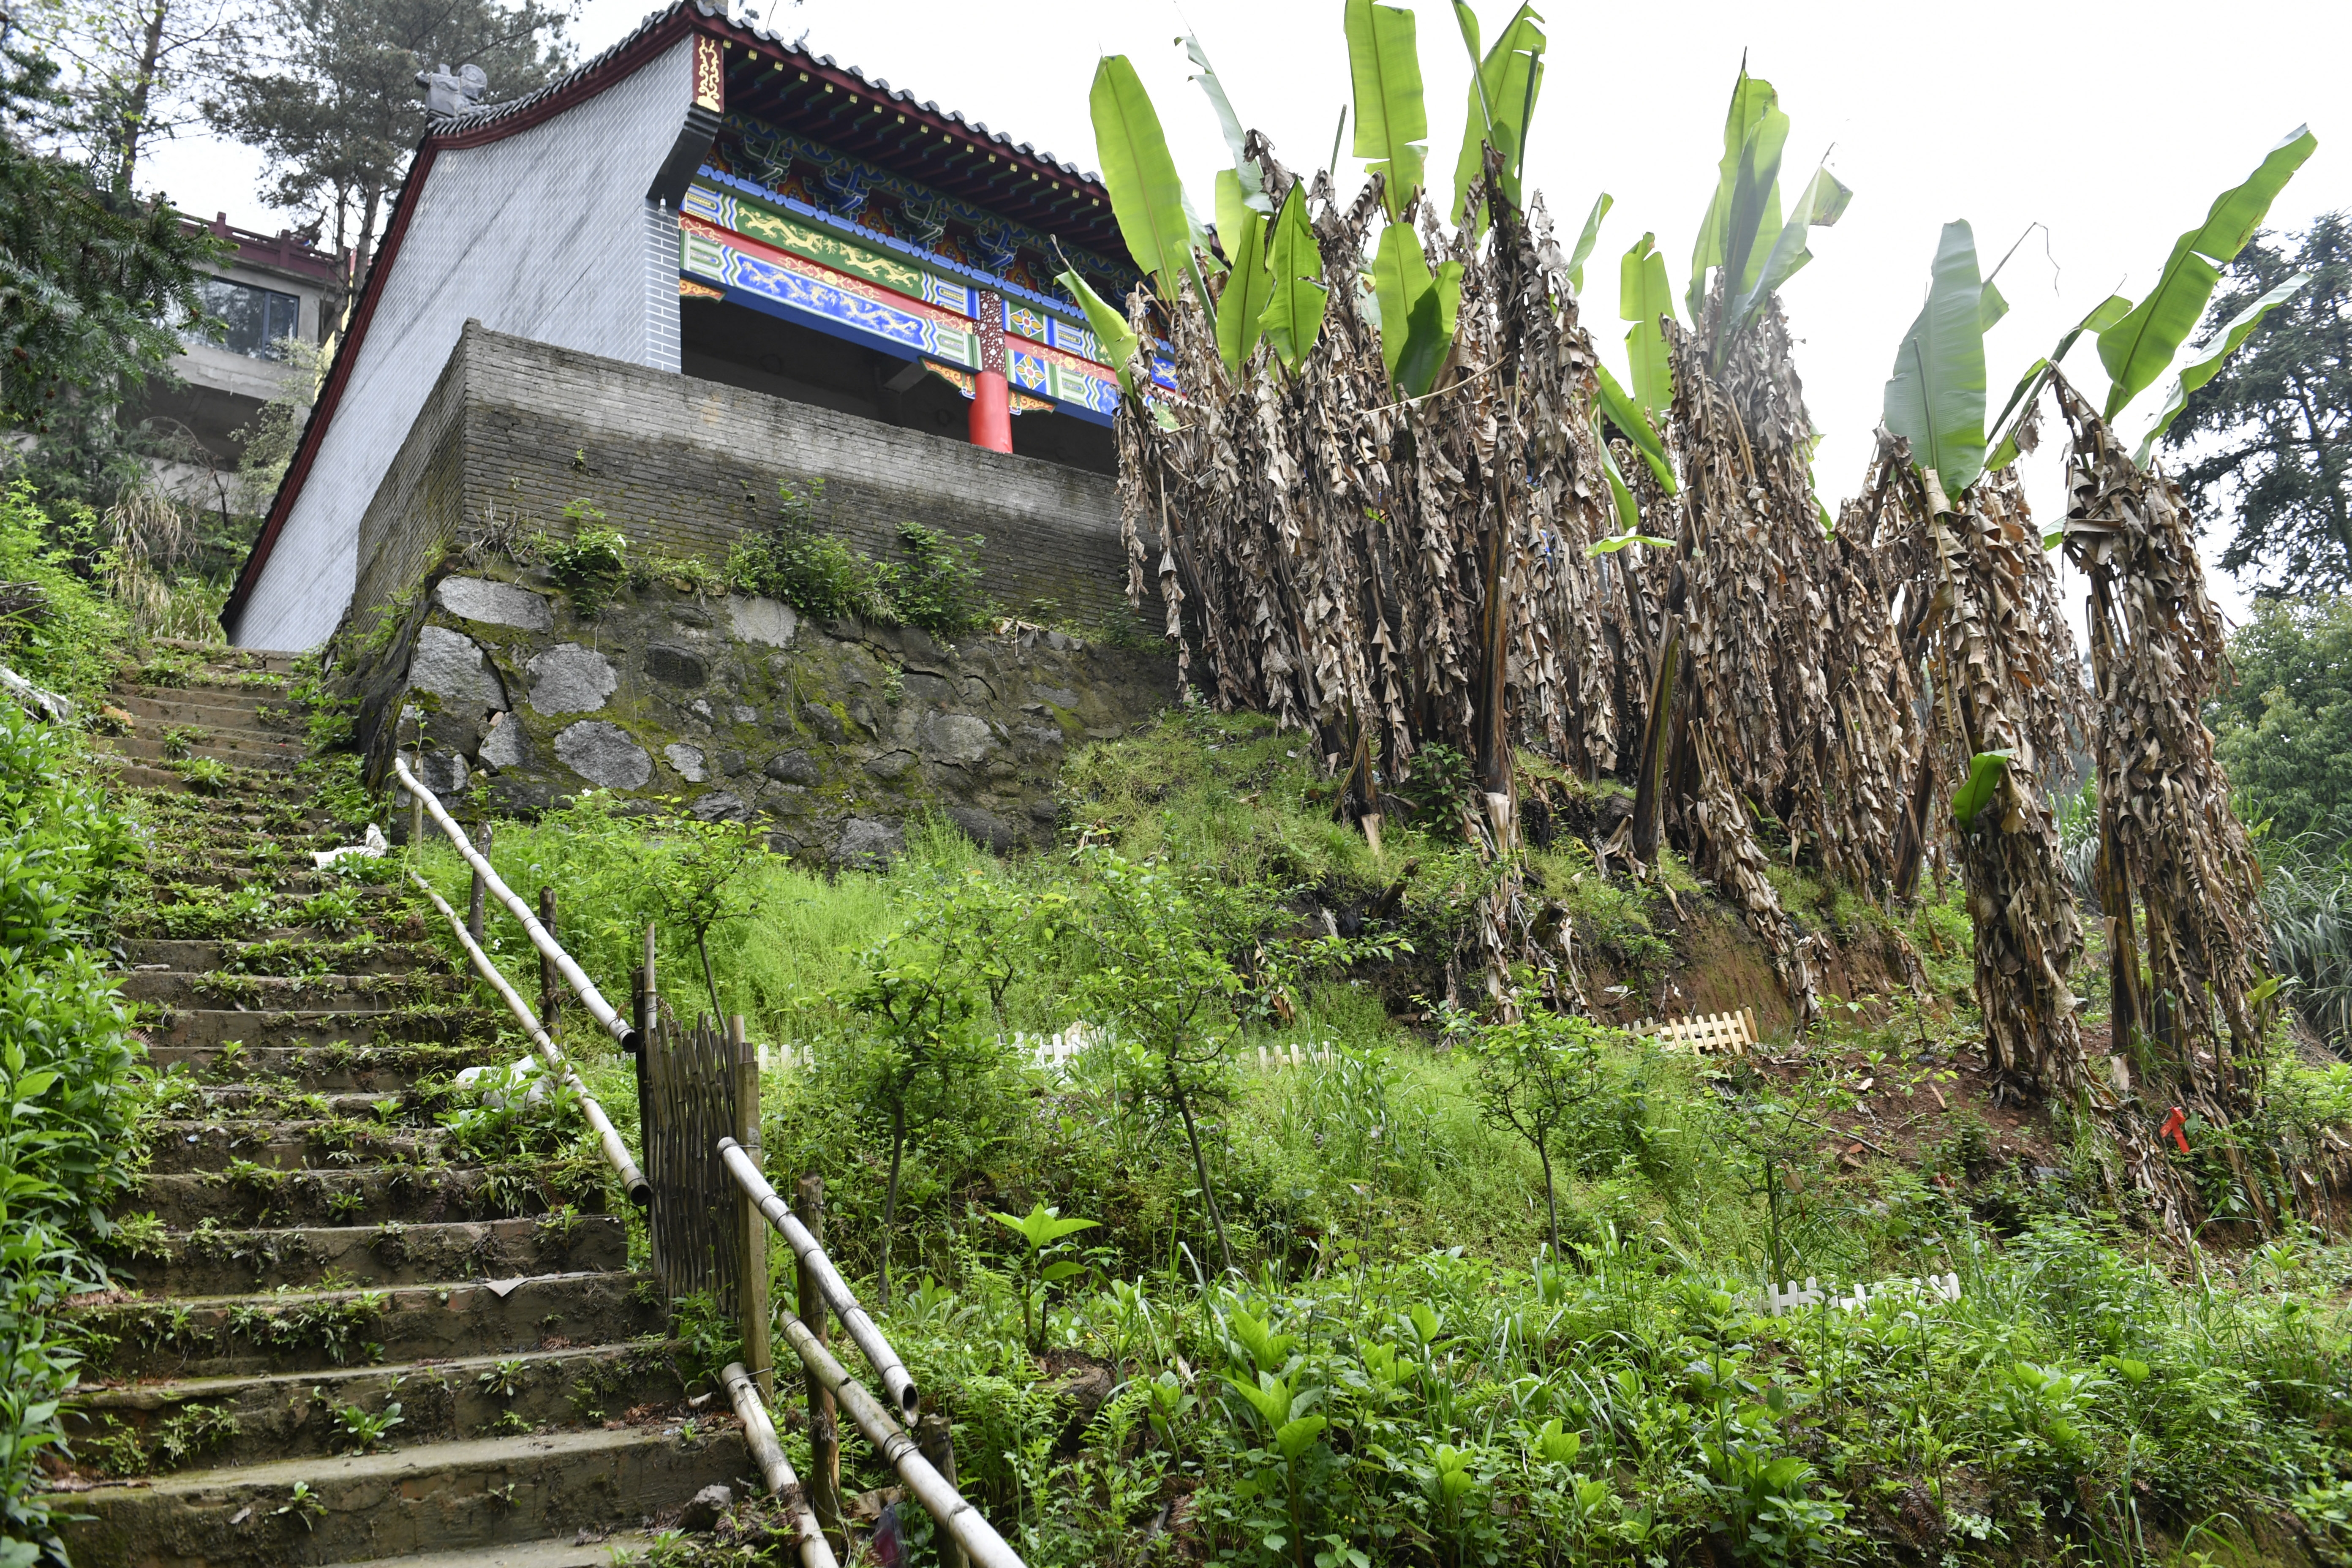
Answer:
[142, 0, 2350, 637]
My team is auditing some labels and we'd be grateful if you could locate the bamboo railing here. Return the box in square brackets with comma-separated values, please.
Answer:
[723, 1361, 838, 1568]
[406, 867, 649, 1206]
[719, 1138, 918, 1420]
[721, 1139, 1021, 1568]
[393, 757, 1018, 1565]
[393, 755, 640, 1050]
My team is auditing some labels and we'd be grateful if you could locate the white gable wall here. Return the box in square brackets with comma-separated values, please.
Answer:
[234, 36, 693, 651]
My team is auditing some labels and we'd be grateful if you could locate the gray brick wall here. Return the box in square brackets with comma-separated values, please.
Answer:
[347, 323, 1132, 631]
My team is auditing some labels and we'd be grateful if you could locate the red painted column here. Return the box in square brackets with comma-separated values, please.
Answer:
[969, 291, 1013, 453]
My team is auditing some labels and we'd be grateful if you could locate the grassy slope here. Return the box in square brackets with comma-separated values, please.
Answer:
[407, 708, 2352, 1568]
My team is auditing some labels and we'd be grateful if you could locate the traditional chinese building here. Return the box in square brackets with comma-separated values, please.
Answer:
[224, 0, 1156, 651]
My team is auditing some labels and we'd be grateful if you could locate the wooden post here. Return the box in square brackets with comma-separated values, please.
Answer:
[733, 1015, 770, 1402]
[796, 1174, 842, 1549]
[537, 886, 560, 1034]
[466, 821, 493, 941]
[916, 1413, 967, 1568]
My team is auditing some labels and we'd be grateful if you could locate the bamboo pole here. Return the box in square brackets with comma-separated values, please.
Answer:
[406, 868, 649, 1205]
[538, 886, 560, 1032]
[773, 1307, 1024, 1568]
[721, 1361, 838, 1568]
[719, 1139, 918, 1420]
[733, 1015, 772, 1402]
[466, 820, 492, 940]
[797, 1174, 841, 1548]
[392, 755, 639, 1050]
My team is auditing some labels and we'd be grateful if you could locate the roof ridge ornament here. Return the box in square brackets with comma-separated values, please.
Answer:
[416, 61, 488, 120]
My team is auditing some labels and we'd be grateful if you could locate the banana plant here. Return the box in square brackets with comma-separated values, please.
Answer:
[2095, 125, 2316, 422]
[1089, 56, 1198, 308]
[1448, 1, 1546, 233]
[1183, 33, 1269, 215]
[1979, 125, 2317, 475]
[1214, 169, 1275, 380]
[1346, 0, 1427, 220]
[1260, 183, 1329, 375]
[1882, 220, 2006, 500]
[1566, 191, 1610, 292]
[1685, 69, 1849, 366]
[1620, 231, 1675, 416]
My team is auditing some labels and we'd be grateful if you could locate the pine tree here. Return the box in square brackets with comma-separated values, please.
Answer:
[2163, 212, 2352, 596]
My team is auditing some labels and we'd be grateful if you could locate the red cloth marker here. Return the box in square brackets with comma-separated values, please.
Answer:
[2159, 1105, 2189, 1154]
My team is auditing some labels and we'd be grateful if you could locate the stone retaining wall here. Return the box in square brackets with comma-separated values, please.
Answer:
[387, 561, 1175, 864]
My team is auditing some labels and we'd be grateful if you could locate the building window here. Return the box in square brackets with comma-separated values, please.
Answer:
[186, 275, 302, 358]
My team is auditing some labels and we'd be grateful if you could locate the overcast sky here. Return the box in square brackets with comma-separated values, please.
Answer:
[144, 0, 2348, 636]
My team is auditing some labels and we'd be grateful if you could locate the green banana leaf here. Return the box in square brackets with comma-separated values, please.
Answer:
[1688, 70, 1786, 322]
[1587, 420, 1671, 551]
[1593, 363, 1677, 494]
[1260, 183, 1329, 374]
[1722, 162, 1850, 339]
[1951, 749, 2015, 832]
[1884, 221, 1989, 496]
[1590, 417, 1642, 539]
[1620, 232, 1674, 418]
[1983, 292, 2132, 471]
[1394, 264, 1462, 398]
[1372, 220, 1434, 378]
[1446, 2, 1545, 232]
[1214, 169, 1274, 380]
[2134, 270, 2308, 465]
[1058, 265, 1142, 399]
[1090, 56, 1194, 293]
[1184, 33, 1271, 215]
[1567, 191, 1611, 294]
[2096, 124, 2317, 420]
[1345, 0, 1427, 221]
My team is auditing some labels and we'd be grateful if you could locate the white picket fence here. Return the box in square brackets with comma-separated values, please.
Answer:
[1760, 1271, 1962, 1317]
[755, 1027, 1339, 1077]
[1631, 1009, 1759, 1056]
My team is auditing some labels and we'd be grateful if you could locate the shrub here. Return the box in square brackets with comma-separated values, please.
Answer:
[0, 481, 125, 705]
[0, 697, 144, 1560]
[729, 480, 990, 634]
[541, 506, 630, 618]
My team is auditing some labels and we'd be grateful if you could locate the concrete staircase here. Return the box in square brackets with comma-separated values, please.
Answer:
[57, 649, 742, 1568]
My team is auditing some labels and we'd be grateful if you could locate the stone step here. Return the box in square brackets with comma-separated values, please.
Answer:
[144, 1040, 511, 1092]
[121, 972, 463, 1010]
[161, 1087, 406, 1121]
[72, 1271, 661, 1380]
[103, 734, 307, 772]
[69, 1342, 691, 1475]
[103, 1215, 627, 1296]
[102, 760, 314, 799]
[112, 691, 297, 729]
[141, 1120, 447, 1175]
[142, 637, 302, 671]
[142, 1007, 493, 1051]
[317, 1531, 659, 1568]
[106, 717, 306, 754]
[156, 866, 408, 896]
[53, 1420, 742, 1568]
[121, 939, 443, 977]
[126, 1162, 608, 1230]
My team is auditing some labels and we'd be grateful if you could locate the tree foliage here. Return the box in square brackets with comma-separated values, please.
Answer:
[204, 0, 574, 293]
[2210, 594, 2352, 851]
[0, 37, 219, 463]
[2163, 211, 2352, 595]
